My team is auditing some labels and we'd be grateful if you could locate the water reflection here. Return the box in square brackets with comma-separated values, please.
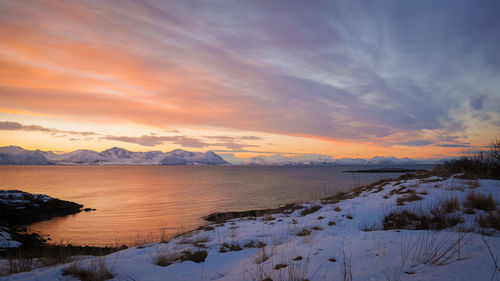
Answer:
[0, 165, 433, 246]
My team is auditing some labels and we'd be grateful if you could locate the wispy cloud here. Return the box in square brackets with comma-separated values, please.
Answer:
[395, 140, 435, 147]
[0, 121, 98, 136]
[102, 135, 208, 148]
[436, 143, 472, 148]
[102, 134, 260, 150]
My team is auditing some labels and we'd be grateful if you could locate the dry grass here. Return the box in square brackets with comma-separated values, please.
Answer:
[153, 246, 207, 266]
[396, 193, 423, 206]
[296, 228, 312, 237]
[479, 210, 500, 230]
[300, 205, 322, 216]
[180, 250, 208, 263]
[220, 242, 243, 252]
[179, 234, 210, 245]
[6, 257, 36, 275]
[383, 208, 463, 231]
[464, 191, 497, 211]
[62, 257, 114, 281]
[441, 196, 460, 213]
[400, 231, 473, 266]
[153, 246, 181, 267]
[255, 247, 269, 264]
[263, 215, 276, 221]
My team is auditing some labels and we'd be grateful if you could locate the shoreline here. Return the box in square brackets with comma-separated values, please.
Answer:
[4, 171, 426, 249]
[3, 171, 500, 280]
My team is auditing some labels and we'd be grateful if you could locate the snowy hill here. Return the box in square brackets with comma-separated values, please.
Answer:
[54, 150, 106, 164]
[242, 154, 428, 166]
[0, 146, 52, 165]
[100, 147, 135, 160]
[0, 146, 443, 166]
[0, 146, 229, 165]
[160, 149, 228, 165]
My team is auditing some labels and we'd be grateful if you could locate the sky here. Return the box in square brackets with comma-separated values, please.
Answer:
[0, 0, 499, 160]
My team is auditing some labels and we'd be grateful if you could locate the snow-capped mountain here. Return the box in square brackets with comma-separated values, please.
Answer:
[160, 149, 228, 165]
[101, 147, 135, 160]
[0, 146, 229, 165]
[0, 146, 442, 166]
[238, 154, 431, 166]
[51, 150, 106, 164]
[0, 146, 52, 165]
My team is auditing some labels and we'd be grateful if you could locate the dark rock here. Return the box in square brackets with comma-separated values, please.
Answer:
[0, 190, 83, 227]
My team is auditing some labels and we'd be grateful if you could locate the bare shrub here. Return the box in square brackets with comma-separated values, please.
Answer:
[400, 231, 473, 267]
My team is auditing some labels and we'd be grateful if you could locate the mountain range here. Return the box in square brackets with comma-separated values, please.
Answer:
[0, 146, 228, 165]
[224, 154, 445, 166]
[0, 146, 448, 166]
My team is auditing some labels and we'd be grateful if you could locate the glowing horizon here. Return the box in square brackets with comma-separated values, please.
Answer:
[1, 1, 499, 160]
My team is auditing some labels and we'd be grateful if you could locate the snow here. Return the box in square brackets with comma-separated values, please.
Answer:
[0, 190, 52, 206]
[1, 146, 228, 166]
[0, 227, 21, 248]
[0, 146, 449, 166]
[3, 175, 500, 280]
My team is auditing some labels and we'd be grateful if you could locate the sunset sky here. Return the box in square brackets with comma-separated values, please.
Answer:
[1, 0, 499, 160]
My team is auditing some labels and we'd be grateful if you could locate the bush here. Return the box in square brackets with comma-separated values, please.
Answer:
[62, 258, 113, 281]
[180, 250, 208, 263]
[300, 205, 322, 216]
[296, 228, 312, 236]
[434, 138, 500, 179]
[383, 209, 463, 230]
[441, 197, 460, 213]
[464, 191, 496, 211]
[479, 211, 500, 230]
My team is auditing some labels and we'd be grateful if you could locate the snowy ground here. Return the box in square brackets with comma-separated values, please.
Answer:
[0, 228, 21, 249]
[0, 190, 52, 207]
[3, 174, 500, 281]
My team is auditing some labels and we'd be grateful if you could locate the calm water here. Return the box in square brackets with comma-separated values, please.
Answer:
[0, 165, 433, 246]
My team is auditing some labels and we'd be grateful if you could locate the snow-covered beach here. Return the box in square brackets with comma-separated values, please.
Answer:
[3, 172, 500, 281]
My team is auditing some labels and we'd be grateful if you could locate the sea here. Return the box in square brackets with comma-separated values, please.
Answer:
[0, 164, 434, 246]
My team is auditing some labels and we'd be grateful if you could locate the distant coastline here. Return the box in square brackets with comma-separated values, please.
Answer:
[0, 145, 450, 166]
[343, 168, 422, 173]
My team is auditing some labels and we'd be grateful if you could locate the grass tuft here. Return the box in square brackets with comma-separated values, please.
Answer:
[300, 205, 322, 216]
[62, 258, 114, 281]
[296, 228, 312, 236]
[464, 191, 496, 211]
[441, 197, 460, 213]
